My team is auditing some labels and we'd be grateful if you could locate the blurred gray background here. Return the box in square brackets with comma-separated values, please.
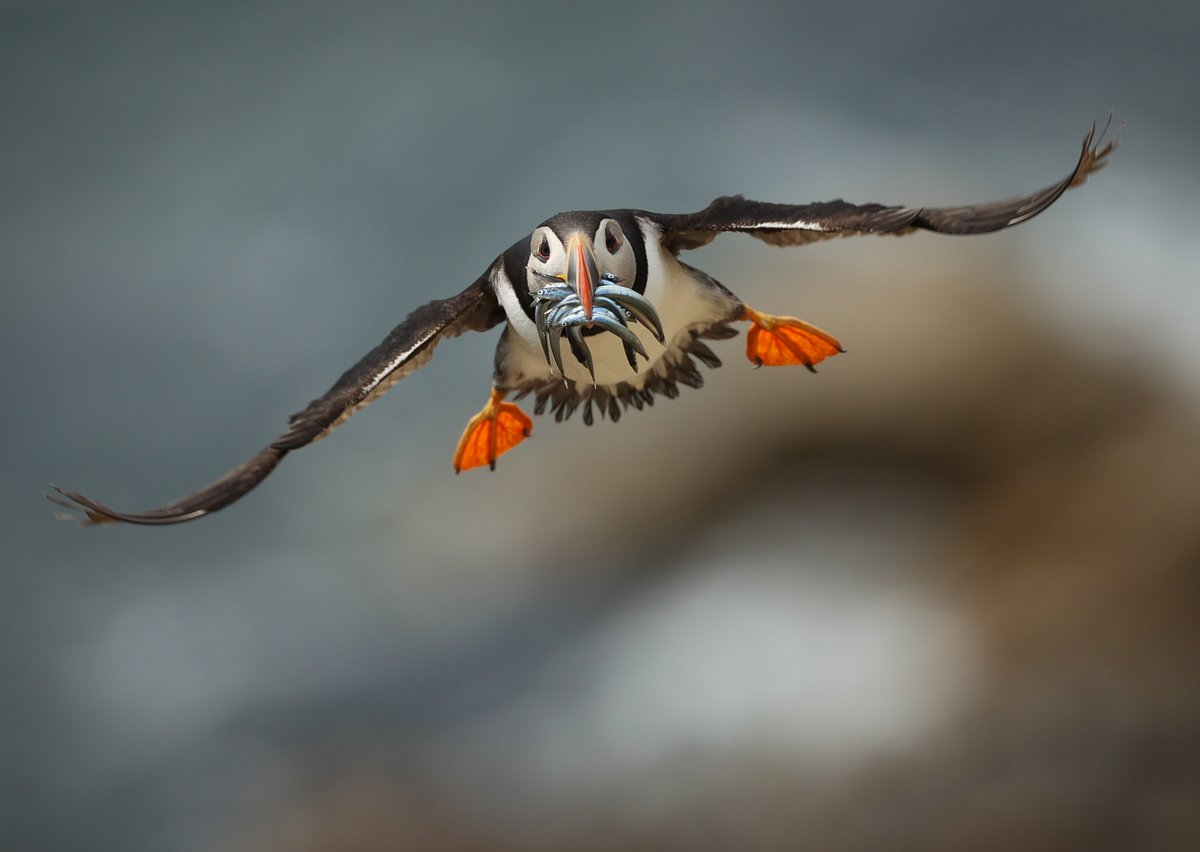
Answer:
[4, 1, 1199, 850]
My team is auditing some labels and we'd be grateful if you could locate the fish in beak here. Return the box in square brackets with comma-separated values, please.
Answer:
[531, 231, 665, 381]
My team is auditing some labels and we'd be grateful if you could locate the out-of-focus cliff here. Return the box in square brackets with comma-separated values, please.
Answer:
[224, 259, 1200, 852]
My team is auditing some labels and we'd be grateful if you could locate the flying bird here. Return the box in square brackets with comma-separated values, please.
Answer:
[48, 119, 1117, 525]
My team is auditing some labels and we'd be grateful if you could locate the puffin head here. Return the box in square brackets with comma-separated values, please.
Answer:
[525, 213, 663, 380]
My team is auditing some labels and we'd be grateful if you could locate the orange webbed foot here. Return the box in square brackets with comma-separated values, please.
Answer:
[452, 389, 533, 473]
[742, 305, 844, 371]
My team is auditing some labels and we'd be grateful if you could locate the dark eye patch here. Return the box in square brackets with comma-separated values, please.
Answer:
[605, 225, 621, 254]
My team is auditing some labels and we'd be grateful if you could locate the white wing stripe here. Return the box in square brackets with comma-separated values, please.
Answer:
[360, 331, 439, 397]
[734, 220, 830, 231]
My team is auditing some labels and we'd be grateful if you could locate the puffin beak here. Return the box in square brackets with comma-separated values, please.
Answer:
[566, 234, 598, 322]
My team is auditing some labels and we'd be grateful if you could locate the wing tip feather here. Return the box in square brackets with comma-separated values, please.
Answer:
[1070, 111, 1121, 189]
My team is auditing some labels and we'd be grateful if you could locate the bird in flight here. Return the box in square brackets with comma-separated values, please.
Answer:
[48, 119, 1117, 526]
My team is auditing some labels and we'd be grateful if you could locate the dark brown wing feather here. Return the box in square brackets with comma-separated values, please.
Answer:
[652, 118, 1117, 253]
[48, 272, 504, 526]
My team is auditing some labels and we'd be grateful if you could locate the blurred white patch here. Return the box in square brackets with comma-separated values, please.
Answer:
[584, 560, 971, 765]
[440, 472, 979, 816]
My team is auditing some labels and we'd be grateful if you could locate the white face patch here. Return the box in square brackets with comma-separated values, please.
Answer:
[594, 218, 637, 285]
[525, 226, 566, 290]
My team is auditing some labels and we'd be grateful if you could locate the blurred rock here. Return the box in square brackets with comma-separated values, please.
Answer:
[225, 261, 1200, 851]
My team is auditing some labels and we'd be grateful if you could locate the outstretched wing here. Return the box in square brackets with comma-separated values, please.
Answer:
[48, 271, 505, 525]
[650, 118, 1118, 253]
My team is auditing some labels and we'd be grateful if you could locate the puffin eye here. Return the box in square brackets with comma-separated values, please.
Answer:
[536, 236, 551, 261]
[605, 224, 621, 254]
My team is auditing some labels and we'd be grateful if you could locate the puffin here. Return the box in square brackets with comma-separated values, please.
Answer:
[48, 120, 1117, 525]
